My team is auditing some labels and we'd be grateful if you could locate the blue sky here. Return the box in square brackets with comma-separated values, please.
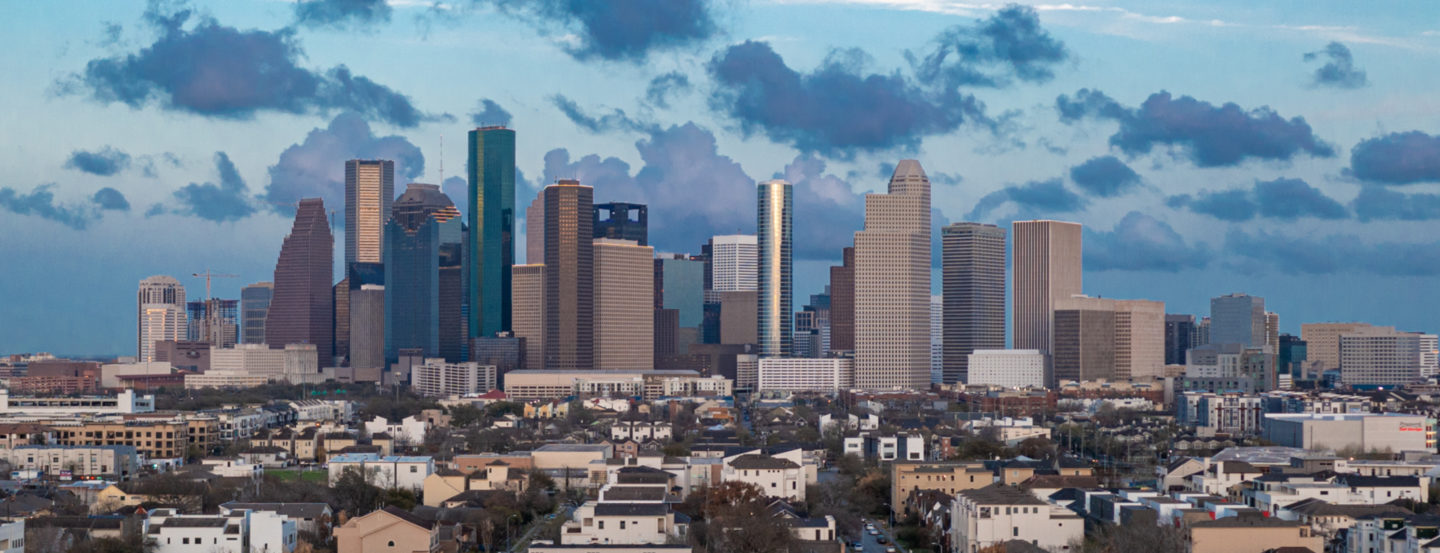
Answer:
[4, 0, 1440, 356]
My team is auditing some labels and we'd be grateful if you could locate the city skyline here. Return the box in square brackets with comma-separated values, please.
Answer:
[7, 1, 1440, 354]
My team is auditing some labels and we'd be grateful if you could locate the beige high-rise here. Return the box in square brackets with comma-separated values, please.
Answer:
[137, 275, 187, 362]
[344, 160, 394, 266]
[593, 239, 654, 370]
[854, 160, 931, 390]
[1052, 295, 1164, 383]
[511, 264, 545, 370]
[1012, 220, 1082, 355]
[525, 190, 544, 265]
[1301, 322, 1396, 372]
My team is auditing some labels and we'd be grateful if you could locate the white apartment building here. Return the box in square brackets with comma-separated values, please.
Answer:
[735, 354, 759, 393]
[0, 389, 155, 416]
[721, 453, 806, 501]
[209, 343, 319, 384]
[326, 454, 434, 492]
[0, 520, 22, 553]
[363, 415, 429, 446]
[757, 358, 854, 393]
[950, 484, 1083, 553]
[286, 399, 353, 422]
[610, 421, 673, 442]
[0, 445, 139, 480]
[966, 350, 1046, 388]
[411, 359, 497, 398]
[138, 275, 187, 363]
[184, 370, 270, 390]
[1340, 331, 1425, 387]
[148, 508, 296, 553]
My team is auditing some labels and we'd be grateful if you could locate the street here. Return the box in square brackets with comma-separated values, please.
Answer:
[855, 519, 909, 553]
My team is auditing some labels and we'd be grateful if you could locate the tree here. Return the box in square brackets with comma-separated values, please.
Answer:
[835, 453, 865, 478]
[662, 442, 691, 457]
[331, 467, 383, 517]
[695, 482, 799, 553]
[449, 405, 484, 427]
[1016, 437, 1055, 459]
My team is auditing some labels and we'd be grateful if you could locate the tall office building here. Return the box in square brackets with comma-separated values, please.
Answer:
[511, 264, 545, 370]
[333, 277, 349, 363]
[930, 295, 943, 385]
[526, 191, 544, 265]
[854, 160, 931, 390]
[1193, 317, 1211, 348]
[710, 234, 758, 294]
[543, 179, 594, 370]
[384, 183, 464, 362]
[1265, 311, 1280, 350]
[1164, 314, 1195, 366]
[1300, 322, 1397, 373]
[941, 222, 1006, 385]
[593, 238, 655, 370]
[137, 276, 187, 362]
[349, 284, 385, 369]
[1210, 293, 1266, 348]
[1052, 296, 1165, 384]
[1340, 330, 1423, 387]
[187, 298, 238, 348]
[344, 159, 394, 266]
[656, 255, 706, 331]
[1277, 333, 1307, 379]
[1012, 220, 1082, 356]
[757, 179, 793, 358]
[467, 126, 516, 339]
[828, 247, 855, 353]
[239, 282, 273, 345]
[593, 202, 648, 245]
[265, 199, 334, 357]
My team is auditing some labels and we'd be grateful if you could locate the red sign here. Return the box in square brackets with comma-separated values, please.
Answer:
[1399, 425, 1425, 432]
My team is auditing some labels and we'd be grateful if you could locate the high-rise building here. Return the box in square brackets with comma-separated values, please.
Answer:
[384, 183, 464, 362]
[1300, 322, 1395, 373]
[1164, 314, 1195, 366]
[1340, 331, 1423, 387]
[1193, 317, 1211, 348]
[543, 179, 594, 370]
[1052, 296, 1165, 384]
[265, 199, 334, 357]
[526, 191, 544, 265]
[757, 179, 793, 358]
[239, 282, 272, 345]
[344, 159, 394, 266]
[333, 277, 349, 363]
[854, 160, 931, 390]
[656, 255, 705, 330]
[717, 291, 758, 346]
[1277, 333, 1307, 379]
[710, 234, 758, 295]
[467, 126, 516, 340]
[828, 247, 855, 353]
[1210, 293, 1266, 348]
[349, 284, 385, 369]
[930, 295, 943, 385]
[511, 265, 545, 370]
[593, 202, 647, 245]
[1012, 220, 1082, 355]
[412, 359, 497, 398]
[941, 222, 1006, 385]
[187, 298, 238, 348]
[1265, 311, 1280, 350]
[137, 276, 187, 362]
[1421, 334, 1439, 379]
[593, 239, 655, 370]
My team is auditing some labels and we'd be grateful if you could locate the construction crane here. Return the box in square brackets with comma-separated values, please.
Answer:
[192, 269, 238, 300]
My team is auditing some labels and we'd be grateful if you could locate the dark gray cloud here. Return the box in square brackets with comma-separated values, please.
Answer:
[1167, 178, 1346, 221]
[966, 178, 1084, 220]
[62, 4, 435, 127]
[65, 147, 132, 176]
[265, 112, 425, 215]
[910, 5, 1068, 89]
[1068, 155, 1139, 197]
[294, 0, 392, 29]
[470, 99, 512, 127]
[1352, 186, 1440, 221]
[783, 154, 864, 259]
[1347, 131, 1440, 185]
[1226, 229, 1440, 276]
[708, 41, 985, 157]
[482, 0, 716, 62]
[550, 94, 657, 134]
[645, 71, 691, 109]
[1085, 211, 1210, 272]
[1304, 42, 1366, 89]
[168, 152, 257, 222]
[1056, 89, 1334, 167]
[92, 187, 131, 211]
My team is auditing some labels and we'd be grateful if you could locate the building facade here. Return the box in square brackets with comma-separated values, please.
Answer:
[854, 161, 932, 390]
[942, 222, 1006, 385]
[544, 179, 595, 370]
[756, 358, 854, 393]
[757, 179, 793, 359]
[265, 199, 334, 359]
[1165, 314, 1195, 366]
[709, 234, 758, 295]
[967, 350, 1046, 389]
[239, 282, 272, 345]
[468, 126, 516, 341]
[511, 264, 545, 370]
[1051, 295, 1165, 383]
[593, 239, 655, 371]
[411, 359, 497, 397]
[593, 202, 647, 245]
[384, 183, 464, 362]
[1012, 220, 1082, 355]
[1210, 293, 1266, 349]
[344, 159, 394, 267]
[138, 276, 187, 362]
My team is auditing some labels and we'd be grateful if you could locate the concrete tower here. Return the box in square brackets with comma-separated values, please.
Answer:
[1012, 220, 1082, 355]
[854, 160, 932, 390]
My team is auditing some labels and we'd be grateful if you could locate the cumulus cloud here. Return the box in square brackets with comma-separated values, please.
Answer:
[61, 3, 436, 127]
[92, 187, 131, 211]
[1304, 42, 1367, 89]
[783, 154, 865, 259]
[65, 147, 132, 176]
[1226, 230, 1440, 276]
[1068, 155, 1140, 197]
[645, 71, 691, 109]
[164, 152, 258, 222]
[909, 5, 1068, 89]
[0, 184, 124, 230]
[708, 41, 985, 157]
[1085, 211, 1210, 272]
[264, 112, 425, 215]
[1352, 186, 1440, 221]
[1056, 89, 1334, 167]
[966, 178, 1084, 221]
[876, 161, 961, 186]
[294, 0, 392, 29]
[470, 99, 512, 127]
[1347, 131, 1440, 185]
[482, 0, 716, 62]
[1167, 178, 1347, 221]
[550, 94, 657, 134]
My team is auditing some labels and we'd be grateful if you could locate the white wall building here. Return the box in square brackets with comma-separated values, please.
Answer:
[1263, 413, 1435, 452]
[363, 415, 429, 446]
[721, 453, 806, 501]
[966, 350, 1046, 388]
[411, 359, 497, 398]
[735, 354, 759, 393]
[326, 454, 434, 492]
[209, 343, 319, 384]
[184, 370, 271, 390]
[0, 520, 22, 553]
[99, 361, 174, 389]
[0, 445, 139, 479]
[757, 358, 854, 393]
[950, 485, 1082, 553]
[0, 389, 155, 416]
[610, 421, 673, 443]
[709, 234, 758, 296]
[138, 275, 187, 363]
[148, 508, 295, 553]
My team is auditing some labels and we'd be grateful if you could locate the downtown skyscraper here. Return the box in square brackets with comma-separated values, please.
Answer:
[1012, 220, 1082, 355]
[855, 161, 931, 389]
[137, 275, 187, 362]
[942, 222, 1006, 385]
[384, 183, 464, 362]
[344, 159, 394, 266]
[544, 179, 594, 370]
[468, 126, 516, 339]
[265, 199, 334, 358]
[757, 179, 792, 358]
[1211, 293, 1266, 348]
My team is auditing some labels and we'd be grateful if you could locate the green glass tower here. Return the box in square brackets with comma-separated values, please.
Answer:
[468, 126, 516, 339]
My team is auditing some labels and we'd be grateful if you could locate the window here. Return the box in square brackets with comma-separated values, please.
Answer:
[598, 521, 605, 529]
[410, 466, 417, 473]
[388, 540, 395, 547]
[182, 538, 190, 544]
[1013, 528, 1019, 537]
[620, 521, 627, 529]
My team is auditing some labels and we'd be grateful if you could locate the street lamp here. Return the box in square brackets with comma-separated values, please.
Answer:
[505, 513, 522, 551]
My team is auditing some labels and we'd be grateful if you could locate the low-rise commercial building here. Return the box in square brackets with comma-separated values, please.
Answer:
[410, 359, 497, 398]
[326, 454, 434, 492]
[0, 390, 154, 416]
[1263, 413, 1435, 453]
[0, 445, 139, 480]
[756, 358, 854, 393]
[966, 350, 1046, 388]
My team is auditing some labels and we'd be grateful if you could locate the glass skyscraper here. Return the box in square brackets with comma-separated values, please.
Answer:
[385, 184, 463, 361]
[239, 282, 272, 344]
[467, 126, 516, 340]
[757, 179, 792, 358]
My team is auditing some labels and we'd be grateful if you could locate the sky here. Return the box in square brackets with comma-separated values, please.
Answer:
[4, 0, 1440, 356]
